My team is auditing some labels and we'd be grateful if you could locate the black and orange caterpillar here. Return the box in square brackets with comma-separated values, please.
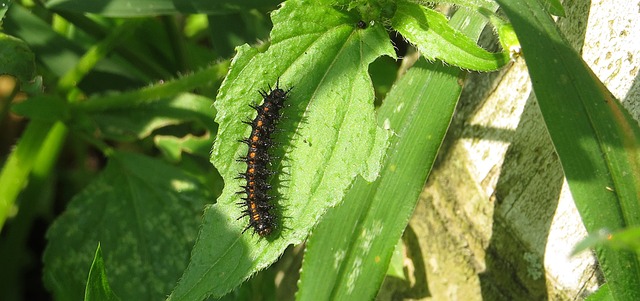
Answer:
[237, 81, 290, 237]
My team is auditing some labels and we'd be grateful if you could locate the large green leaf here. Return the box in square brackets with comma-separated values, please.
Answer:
[297, 5, 496, 300]
[495, 0, 640, 299]
[43, 152, 210, 301]
[169, 0, 394, 299]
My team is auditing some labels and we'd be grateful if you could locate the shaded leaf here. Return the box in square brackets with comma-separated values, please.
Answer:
[11, 95, 69, 122]
[83, 93, 215, 142]
[0, 32, 36, 84]
[44, 152, 210, 301]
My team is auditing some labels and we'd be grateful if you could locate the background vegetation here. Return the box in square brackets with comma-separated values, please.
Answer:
[1, 0, 638, 300]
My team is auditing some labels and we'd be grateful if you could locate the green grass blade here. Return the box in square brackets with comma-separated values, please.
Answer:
[495, 0, 640, 299]
[72, 62, 228, 113]
[56, 19, 144, 95]
[0, 120, 54, 230]
[79, 93, 216, 142]
[3, 4, 144, 88]
[297, 6, 496, 300]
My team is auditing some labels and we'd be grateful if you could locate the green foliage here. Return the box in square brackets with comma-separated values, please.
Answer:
[1, 0, 638, 300]
[45, 0, 283, 17]
[539, 0, 566, 17]
[44, 152, 211, 300]
[84, 243, 120, 301]
[171, 1, 394, 298]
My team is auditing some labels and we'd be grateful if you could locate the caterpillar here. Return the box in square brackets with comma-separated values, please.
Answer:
[237, 81, 290, 237]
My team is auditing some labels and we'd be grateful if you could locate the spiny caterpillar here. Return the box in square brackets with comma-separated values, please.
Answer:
[237, 80, 290, 237]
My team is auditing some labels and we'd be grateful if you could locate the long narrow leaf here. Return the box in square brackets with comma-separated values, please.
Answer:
[0, 120, 55, 230]
[2, 4, 144, 89]
[495, 0, 640, 299]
